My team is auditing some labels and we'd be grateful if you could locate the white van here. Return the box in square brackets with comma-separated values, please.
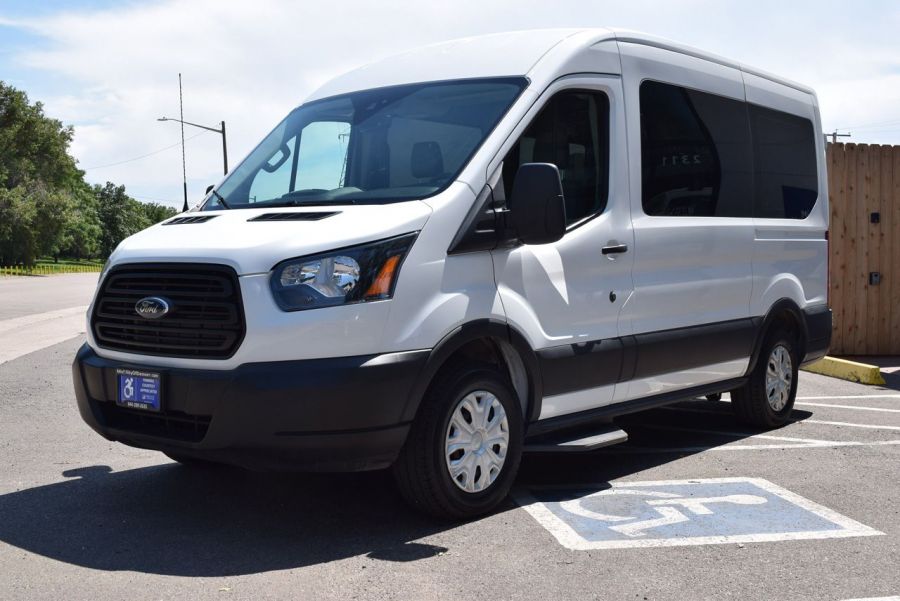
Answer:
[73, 29, 831, 519]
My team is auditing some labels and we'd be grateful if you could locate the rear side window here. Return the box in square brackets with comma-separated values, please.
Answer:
[640, 80, 753, 217]
[750, 105, 818, 219]
[502, 90, 610, 226]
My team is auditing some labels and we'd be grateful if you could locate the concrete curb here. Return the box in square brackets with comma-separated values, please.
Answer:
[801, 356, 886, 386]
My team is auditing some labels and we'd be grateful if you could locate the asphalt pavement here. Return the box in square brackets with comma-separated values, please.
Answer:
[0, 273, 98, 320]
[0, 273, 98, 363]
[0, 276, 898, 600]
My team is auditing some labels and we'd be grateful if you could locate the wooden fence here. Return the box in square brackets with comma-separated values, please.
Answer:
[827, 142, 900, 355]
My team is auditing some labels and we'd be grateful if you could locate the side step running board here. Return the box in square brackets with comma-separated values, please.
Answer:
[524, 427, 628, 453]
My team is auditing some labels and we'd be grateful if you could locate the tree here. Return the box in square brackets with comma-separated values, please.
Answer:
[95, 182, 162, 257]
[0, 82, 81, 191]
[58, 184, 102, 260]
[0, 182, 71, 265]
[140, 201, 178, 225]
[0, 186, 33, 265]
[0, 81, 180, 264]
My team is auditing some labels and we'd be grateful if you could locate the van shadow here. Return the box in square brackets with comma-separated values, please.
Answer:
[517, 398, 814, 485]
[0, 399, 809, 576]
[0, 465, 450, 576]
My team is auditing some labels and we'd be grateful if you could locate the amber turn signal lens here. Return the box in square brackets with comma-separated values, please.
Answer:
[364, 255, 401, 299]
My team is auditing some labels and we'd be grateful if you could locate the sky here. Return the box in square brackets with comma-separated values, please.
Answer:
[1, 0, 899, 210]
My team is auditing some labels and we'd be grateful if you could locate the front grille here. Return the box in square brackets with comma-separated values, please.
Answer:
[91, 263, 245, 359]
[98, 403, 211, 442]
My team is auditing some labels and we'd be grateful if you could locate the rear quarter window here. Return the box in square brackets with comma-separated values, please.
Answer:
[639, 80, 753, 218]
[750, 105, 819, 219]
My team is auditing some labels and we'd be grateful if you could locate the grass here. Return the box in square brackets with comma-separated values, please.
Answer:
[1, 258, 104, 276]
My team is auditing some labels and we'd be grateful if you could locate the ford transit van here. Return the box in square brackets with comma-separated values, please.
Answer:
[73, 29, 831, 519]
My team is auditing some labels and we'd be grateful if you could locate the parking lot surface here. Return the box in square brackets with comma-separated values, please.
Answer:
[0, 274, 98, 363]
[0, 334, 897, 601]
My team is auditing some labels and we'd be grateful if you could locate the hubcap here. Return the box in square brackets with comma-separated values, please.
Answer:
[765, 345, 793, 412]
[445, 390, 509, 493]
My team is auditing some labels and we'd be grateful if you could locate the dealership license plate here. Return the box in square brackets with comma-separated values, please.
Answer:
[116, 368, 162, 412]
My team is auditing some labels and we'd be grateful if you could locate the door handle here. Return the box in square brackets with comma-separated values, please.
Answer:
[601, 244, 629, 255]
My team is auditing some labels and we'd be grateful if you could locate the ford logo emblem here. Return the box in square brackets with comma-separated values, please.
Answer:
[135, 296, 171, 319]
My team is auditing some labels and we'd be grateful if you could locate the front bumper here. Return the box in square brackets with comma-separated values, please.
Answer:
[72, 344, 429, 471]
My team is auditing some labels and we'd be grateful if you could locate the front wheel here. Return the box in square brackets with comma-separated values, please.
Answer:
[731, 329, 799, 428]
[392, 363, 524, 520]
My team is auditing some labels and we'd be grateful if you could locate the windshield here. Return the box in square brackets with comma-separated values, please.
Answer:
[203, 77, 527, 210]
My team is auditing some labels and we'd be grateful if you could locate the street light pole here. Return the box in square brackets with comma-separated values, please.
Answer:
[158, 76, 229, 211]
[158, 116, 229, 175]
[220, 120, 228, 175]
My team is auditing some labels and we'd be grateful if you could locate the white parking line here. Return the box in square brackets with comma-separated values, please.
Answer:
[642, 424, 845, 444]
[804, 420, 900, 432]
[797, 395, 900, 400]
[796, 402, 900, 413]
[608, 440, 900, 453]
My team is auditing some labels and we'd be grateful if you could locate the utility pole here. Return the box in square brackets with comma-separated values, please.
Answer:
[825, 130, 852, 145]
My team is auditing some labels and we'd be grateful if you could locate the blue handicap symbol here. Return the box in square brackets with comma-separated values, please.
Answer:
[520, 478, 879, 548]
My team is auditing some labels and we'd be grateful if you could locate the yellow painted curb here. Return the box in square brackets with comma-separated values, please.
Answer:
[801, 356, 886, 385]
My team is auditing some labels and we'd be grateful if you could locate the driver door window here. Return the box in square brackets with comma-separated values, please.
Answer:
[295, 121, 350, 191]
[502, 89, 610, 226]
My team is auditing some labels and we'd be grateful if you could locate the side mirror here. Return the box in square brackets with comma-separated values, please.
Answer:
[509, 163, 566, 245]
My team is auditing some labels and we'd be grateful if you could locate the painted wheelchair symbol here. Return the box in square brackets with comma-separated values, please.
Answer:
[559, 488, 768, 537]
[122, 377, 135, 400]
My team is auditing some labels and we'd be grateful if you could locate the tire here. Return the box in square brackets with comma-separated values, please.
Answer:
[392, 362, 524, 520]
[731, 328, 799, 428]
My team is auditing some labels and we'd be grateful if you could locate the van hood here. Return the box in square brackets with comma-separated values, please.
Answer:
[108, 201, 432, 275]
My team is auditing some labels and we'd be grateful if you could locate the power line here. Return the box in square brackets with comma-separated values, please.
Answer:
[81, 130, 208, 170]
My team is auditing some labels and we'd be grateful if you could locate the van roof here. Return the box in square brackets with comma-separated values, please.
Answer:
[306, 28, 815, 102]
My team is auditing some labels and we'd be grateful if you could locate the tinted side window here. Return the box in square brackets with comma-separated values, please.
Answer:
[750, 105, 818, 219]
[640, 80, 753, 217]
[503, 90, 609, 226]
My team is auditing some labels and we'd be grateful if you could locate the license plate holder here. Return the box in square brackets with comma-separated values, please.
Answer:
[116, 368, 162, 412]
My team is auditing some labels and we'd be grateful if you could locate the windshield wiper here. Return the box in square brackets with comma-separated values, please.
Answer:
[209, 189, 231, 210]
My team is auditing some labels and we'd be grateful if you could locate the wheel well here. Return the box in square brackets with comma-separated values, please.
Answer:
[425, 337, 531, 418]
[768, 307, 805, 351]
[745, 301, 808, 377]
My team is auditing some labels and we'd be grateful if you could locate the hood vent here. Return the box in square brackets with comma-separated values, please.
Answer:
[163, 215, 219, 225]
[248, 211, 340, 222]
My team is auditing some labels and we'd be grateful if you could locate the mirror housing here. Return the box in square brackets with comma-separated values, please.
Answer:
[508, 163, 566, 245]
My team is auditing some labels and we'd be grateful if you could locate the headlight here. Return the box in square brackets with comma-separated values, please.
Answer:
[270, 232, 417, 311]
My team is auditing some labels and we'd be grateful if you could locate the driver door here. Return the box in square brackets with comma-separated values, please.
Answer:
[490, 76, 634, 420]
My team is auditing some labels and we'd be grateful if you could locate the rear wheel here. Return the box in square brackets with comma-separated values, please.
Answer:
[731, 328, 799, 428]
[392, 363, 523, 520]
